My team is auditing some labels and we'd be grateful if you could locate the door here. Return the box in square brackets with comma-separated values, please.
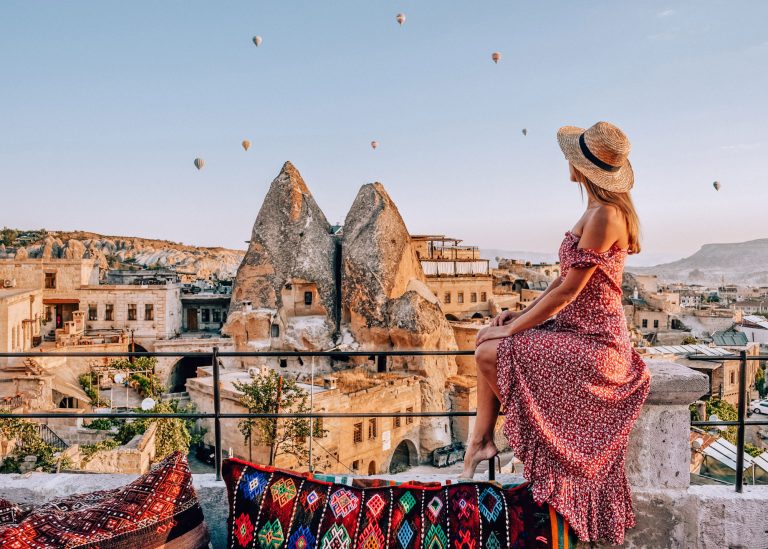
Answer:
[187, 308, 198, 331]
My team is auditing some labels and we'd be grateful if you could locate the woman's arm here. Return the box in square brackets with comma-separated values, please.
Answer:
[477, 211, 620, 345]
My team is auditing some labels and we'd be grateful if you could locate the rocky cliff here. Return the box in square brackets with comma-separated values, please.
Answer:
[0, 231, 243, 281]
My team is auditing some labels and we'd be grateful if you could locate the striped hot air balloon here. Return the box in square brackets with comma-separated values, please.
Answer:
[242, 140, 251, 151]
[491, 51, 502, 64]
[194, 158, 204, 170]
[252, 36, 262, 47]
[371, 140, 379, 150]
[396, 13, 406, 26]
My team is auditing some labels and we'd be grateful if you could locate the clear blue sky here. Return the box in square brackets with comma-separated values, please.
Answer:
[1, 1, 766, 266]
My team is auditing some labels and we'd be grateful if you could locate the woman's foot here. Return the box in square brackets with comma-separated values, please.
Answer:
[459, 439, 499, 480]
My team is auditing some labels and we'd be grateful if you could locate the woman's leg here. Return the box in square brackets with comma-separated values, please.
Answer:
[460, 339, 503, 478]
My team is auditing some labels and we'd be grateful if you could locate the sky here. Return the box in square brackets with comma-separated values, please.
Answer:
[1, 1, 767, 266]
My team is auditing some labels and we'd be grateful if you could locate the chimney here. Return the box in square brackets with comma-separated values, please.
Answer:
[323, 376, 337, 390]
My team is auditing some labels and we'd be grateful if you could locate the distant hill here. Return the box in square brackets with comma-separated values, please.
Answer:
[0, 229, 245, 280]
[627, 238, 768, 285]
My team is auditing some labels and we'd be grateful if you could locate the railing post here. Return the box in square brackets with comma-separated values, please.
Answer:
[488, 457, 495, 482]
[736, 350, 747, 493]
[212, 346, 223, 481]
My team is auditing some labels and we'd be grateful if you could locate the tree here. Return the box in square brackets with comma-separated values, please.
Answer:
[234, 370, 325, 467]
[681, 335, 698, 345]
[755, 366, 766, 399]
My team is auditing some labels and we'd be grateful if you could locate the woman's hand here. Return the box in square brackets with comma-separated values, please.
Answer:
[476, 325, 513, 347]
[491, 310, 521, 327]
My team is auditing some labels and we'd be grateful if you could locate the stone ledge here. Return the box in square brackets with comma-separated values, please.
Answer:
[644, 358, 709, 405]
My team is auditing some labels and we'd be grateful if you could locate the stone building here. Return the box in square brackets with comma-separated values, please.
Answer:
[0, 257, 99, 337]
[0, 254, 182, 347]
[411, 235, 494, 320]
[0, 287, 43, 363]
[187, 366, 424, 475]
[77, 283, 182, 346]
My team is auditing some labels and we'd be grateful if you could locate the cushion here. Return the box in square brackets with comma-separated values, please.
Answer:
[0, 451, 209, 548]
[223, 457, 578, 549]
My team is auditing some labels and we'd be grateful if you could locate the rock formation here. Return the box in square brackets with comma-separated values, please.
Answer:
[224, 162, 338, 357]
[224, 166, 462, 458]
[342, 183, 458, 453]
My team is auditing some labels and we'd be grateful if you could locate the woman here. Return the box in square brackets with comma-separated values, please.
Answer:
[460, 122, 651, 545]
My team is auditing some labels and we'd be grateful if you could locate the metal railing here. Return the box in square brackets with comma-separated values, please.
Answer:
[689, 349, 768, 492]
[1, 348, 761, 492]
[0, 348, 492, 482]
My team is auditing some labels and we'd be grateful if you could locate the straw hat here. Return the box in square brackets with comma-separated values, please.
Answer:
[557, 121, 634, 193]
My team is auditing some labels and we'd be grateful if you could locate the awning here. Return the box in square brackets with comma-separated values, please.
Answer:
[43, 299, 80, 305]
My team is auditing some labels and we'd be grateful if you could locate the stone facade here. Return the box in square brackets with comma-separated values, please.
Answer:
[186, 366, 423, 475]
[0, 288, 43, 361]
[77, 283, 182, 344]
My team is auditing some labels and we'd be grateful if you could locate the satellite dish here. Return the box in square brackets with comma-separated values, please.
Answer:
[141, 397, 156, 411]
[114, 373, 125, 384]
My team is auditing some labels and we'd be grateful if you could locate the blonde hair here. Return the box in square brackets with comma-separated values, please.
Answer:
[573, 169, 641, 254]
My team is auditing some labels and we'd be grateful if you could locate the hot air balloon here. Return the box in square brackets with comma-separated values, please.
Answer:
[522, 128, 528, 136]
[396, 13, 406, 26]
[242, 140, 251, 151]
[371, 141, 379, 150]
[713, 181, 721, 191]
[491, 51, 502, 64]
[252, 36, 262, 47]
[194, 158, 204, 170]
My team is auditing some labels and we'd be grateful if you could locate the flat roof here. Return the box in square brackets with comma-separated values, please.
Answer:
[0, 287, 38, 299]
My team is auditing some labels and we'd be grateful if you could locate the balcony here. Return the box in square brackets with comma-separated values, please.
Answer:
[0, 352, 766, 548]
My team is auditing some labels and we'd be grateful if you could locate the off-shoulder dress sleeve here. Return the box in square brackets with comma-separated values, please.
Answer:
[570, 247, 613, 269]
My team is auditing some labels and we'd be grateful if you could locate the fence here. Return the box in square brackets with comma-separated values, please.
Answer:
[0, 348, 763, 491]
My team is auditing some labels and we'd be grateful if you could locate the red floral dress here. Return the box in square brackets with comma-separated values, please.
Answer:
[496, 231, 651, 545]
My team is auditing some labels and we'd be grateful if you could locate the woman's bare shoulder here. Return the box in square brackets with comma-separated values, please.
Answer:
[581, 206, 626, 250]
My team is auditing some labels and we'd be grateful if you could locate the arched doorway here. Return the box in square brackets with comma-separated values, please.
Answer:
[471, 312, 484, 319]
[445, 314, 460, 321]
[368, 461, 376, 475]
[389, 439, 418, 474]
[169, 355, 211, 393]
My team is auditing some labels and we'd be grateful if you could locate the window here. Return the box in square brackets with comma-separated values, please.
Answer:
[368, 418, 377, 440]
[457, 292, 464, 304]
[470, 292, 477, 303]
[145, 304, 154, 321]
[352, 460, 360, 471]
[88, 304, 97, 321]
[653, 319, 659, 328]
[212, 309, 221, 322]
[279, 359, 288, 368]
[127, 304, 137, 321]
[353, 422, 363, 443]
[393, 413, 401, 429]
[641, 319, 648, 328]
[481, 292, 487, 302]
[105, 303, 114, 321]
[444, 292, 451, 304]
[44, 272, 56, 289]
[304, 291, 313, 305]
[730, 371, 735, 385]
[271, 324, 280, 337]
[45, 306, 52, 323]
[201, 308, 210, 322]
[405, 406, 414, 425]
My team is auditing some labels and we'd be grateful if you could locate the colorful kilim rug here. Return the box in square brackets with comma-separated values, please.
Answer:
[224, 458, 579, 549]
[0, 451, 210, 549]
